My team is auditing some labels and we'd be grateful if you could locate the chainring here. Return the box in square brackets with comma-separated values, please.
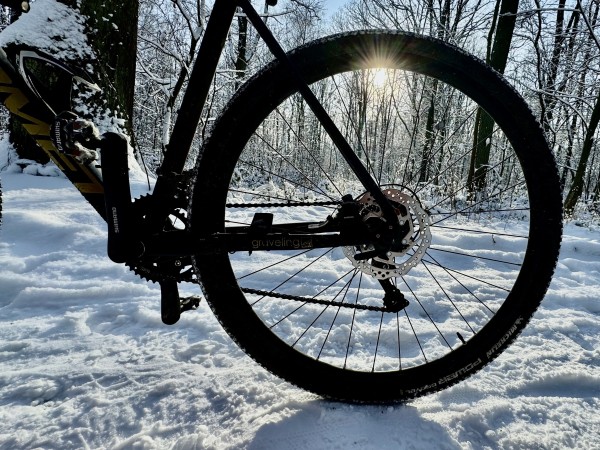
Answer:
[126, 187, 198, 284]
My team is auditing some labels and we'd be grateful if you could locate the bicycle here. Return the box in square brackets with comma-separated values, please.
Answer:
[0, 0, 563, 402]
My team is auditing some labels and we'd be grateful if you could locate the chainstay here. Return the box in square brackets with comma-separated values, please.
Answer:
[241, 287, 388, 312]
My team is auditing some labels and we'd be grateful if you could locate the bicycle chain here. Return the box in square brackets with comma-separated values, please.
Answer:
[229, 198, 384, 311]
[226, 200, 340, 208]
[241, 288, 389, 312]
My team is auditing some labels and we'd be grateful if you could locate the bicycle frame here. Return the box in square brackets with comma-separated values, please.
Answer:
[0, 0, 400, 256]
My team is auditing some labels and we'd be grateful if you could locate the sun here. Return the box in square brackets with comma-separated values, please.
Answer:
[372, 68, 388, 88]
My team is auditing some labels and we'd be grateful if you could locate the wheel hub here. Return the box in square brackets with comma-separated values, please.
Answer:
[343, 187, 431, 279]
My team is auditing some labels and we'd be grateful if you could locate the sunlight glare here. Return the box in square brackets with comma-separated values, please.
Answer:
[372, 68, 388, 88]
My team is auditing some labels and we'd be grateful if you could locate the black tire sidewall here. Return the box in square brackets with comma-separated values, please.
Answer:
[192, 31, 562, 402]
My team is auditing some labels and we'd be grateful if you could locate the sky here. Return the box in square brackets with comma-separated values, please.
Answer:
[325, 0, 349, 10]
[323, 0, 350, 17]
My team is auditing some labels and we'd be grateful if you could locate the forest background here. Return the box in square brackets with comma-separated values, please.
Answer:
[1, 0, 600, 217]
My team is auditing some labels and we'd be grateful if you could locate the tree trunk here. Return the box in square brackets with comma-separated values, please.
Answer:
[5, 0, 139, 160]
[235, 13, 248, 89]
[420, 87, 437, 183]
[467, 0, 518, 193]
[2, 3, 48, 162]
[78, 0, 139, 127]
[562, 0, 600, 213]
[564, 89, 600, 213]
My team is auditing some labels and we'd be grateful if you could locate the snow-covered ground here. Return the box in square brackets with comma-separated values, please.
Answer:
[1, 165, 599, 449]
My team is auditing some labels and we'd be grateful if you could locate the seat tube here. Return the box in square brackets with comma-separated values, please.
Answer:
[158, 0, 238, 177]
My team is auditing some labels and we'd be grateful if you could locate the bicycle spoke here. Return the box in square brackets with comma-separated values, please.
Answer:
[427, 162, 524, 215]
[252, 131, 335, 199]
[430, 224, 529, 239]
[430, 179, 528, 226]
[421, 260, 476, 334]
[273, 107, 344, 197]
[423, 251, 498, 314]
[412, 107, 479, 194]
[401, 301, 428, 364]
[330, 74, 378, 182]
[268, 267, 358, 329]
[236, 248, 313, 280]
[238, 157, 335, 201]
[402, 276, 452, 352]
[372, 311, 385, 372]
[317, 270, 360, 360]
[344, 272, 363, 370]
[422, 253, 510, 295]
[428, 246, 522, 267]
[432, 207, 530, 216]
[228, 187, 338, 206]
[396, 312, 402, 370]
[249, 248, 334, 306]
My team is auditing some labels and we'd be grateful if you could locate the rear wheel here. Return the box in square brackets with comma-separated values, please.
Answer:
[191, 31, 562, 402]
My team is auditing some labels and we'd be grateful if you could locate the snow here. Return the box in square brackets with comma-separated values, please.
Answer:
[1, 157, 599, 449]
[0, 0, 94, 63]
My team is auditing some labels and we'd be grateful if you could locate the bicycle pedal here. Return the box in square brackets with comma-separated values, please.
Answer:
[180, 296, 201, 313]
[160, 280, 202, 325]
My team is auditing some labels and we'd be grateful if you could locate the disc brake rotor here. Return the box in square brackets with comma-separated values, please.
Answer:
[343, 187, 431, 279]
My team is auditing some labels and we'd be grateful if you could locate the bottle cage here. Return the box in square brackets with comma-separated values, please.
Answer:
[16, 49, 100, 115]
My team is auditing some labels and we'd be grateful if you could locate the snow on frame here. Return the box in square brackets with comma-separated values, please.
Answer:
[0, 138, 599, 449]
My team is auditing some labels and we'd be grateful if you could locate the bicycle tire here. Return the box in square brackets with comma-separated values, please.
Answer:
[190, 31, 562, 402]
